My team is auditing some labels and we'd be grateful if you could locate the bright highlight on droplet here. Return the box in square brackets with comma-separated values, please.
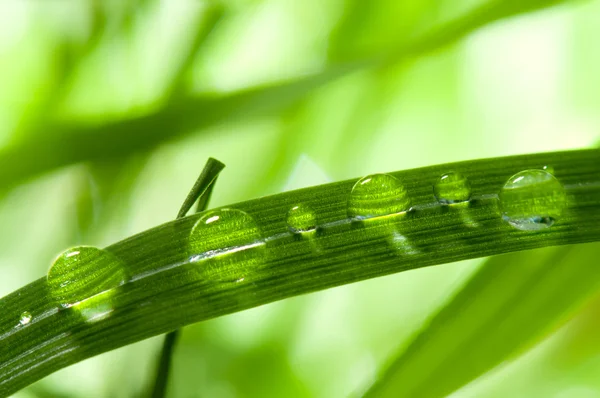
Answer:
[499, 169, 567, 231]
[347, 173, 411, 220]
[206, 215, 220, 224]
[47, 246, 127, 308]
[19, 311, 32, 325]
[286, 204, 317, 234]
[542, 165, 554, 174]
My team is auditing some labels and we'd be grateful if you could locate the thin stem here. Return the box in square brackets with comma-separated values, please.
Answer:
[150, 332, 179, 398]
[176, 158, 225, 219]
[150, 158, 225, 398]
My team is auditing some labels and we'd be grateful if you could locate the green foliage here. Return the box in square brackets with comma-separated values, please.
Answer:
[1, 149, 600, 396]
[1, 0, 599, 397]
[367, 242, 600, 397]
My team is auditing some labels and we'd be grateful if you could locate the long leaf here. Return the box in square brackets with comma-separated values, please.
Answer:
[0, 0, 575, 190]
[365, 241, 600, 397]
[1, 149, 599, 396]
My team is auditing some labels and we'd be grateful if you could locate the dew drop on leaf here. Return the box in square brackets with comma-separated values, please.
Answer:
[542, 165, 555, 174]
[19, 311, 32, 325]
[499, 169, 567, 231]
[286, 204, 317, 234]
[433, 172, 471, 204]
[347, 173, 411, 220]
[189, 209, 265, 275]
[47, 246, 127, 308]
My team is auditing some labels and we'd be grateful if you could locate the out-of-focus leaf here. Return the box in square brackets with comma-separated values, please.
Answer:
[164, 300, 311, 398]
[366, 241, 600, 397]
[328, 0, 440, 62]
[0, 0, 575, 191]
[462, 292, 600, 397]
[165, 3, 225, 98]
[75, 153, 151, 239]
[26, 384, 75, 398]
[14, 2, 117, 142]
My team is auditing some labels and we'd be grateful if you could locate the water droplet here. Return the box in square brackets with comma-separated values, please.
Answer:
[499, 169, 567, 231]
[542, 165, 555, 174]
[433, 172, 471, 204]
[286, 204, 317, 233]
[47, 246, 127, 308]
[20, 312, 32, 325]
[348, 174, 411, 220]
[189, 209, 264, 274]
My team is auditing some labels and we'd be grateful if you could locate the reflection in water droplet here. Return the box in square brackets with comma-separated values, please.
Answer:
[286, 204, 317, 233]
[20, 312, 32, 325]
[391, 232, 419, 255]
[499, 169, 567, 231]
[77, 293, 115, 324]
[433, 172, 471, 204]
[189, 209, 264, 276]
[47, 246, 127, 308]
[348, 174, 411, 220]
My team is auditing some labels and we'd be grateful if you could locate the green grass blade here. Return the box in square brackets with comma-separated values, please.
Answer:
[1, 149, 599, 396]
[176, 157, 225, 219]
[365, 242, 600, 397]
[0, 0, 575, 190]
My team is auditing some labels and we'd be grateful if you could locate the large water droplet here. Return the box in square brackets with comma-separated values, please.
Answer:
[286, 204, 317, 234]
[499, 169, 567, 231]
[189, 209, 264, 274]
[347, 173, 411, 220]
[433, 172, 471, 204]
[19, 312, 32, 325]
[47, 246, 127, 308]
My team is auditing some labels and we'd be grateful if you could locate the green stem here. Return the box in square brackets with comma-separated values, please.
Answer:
[150, 157, 225, 398]
[150, 331, 179, 398]
[1, 149, 599, 397]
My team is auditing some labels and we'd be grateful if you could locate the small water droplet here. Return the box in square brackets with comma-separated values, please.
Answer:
[20, 311, 32, 325]
[499, 169, 567, 231]
[286, 204, 317, 233]
[189, 209, 264, 274]
[47, 246, 127, 308]
[433, 172, 471, 204]
[542, 165, 555, 174]
[348, 173, 411, 220]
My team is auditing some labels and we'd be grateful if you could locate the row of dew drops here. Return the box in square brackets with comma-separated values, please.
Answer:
[18, 167, 566, 326]
[288, 166, 565, 231]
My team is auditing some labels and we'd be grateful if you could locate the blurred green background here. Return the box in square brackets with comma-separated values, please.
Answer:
[1, 0, 599, 397]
